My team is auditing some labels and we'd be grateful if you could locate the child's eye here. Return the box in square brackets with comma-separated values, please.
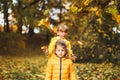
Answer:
[61, 50, 65, 52]
[57, 50, 60, 51]
[60, 30, 67, 33]
[64, 30, 67, 33]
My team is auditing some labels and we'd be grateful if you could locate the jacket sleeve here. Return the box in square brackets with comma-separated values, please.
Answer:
[45, 59, 53, 80]
[67, 41, 73, 55]
[48, 38, 56, 57]
[69, 60, 77, 80]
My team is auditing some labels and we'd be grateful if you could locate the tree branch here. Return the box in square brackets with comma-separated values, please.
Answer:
[22, 0, 41, 9]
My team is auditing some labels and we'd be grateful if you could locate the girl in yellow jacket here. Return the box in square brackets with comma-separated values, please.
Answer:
[45, 40, 77, 80]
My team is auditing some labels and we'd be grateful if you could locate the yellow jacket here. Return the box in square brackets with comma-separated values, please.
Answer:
[45, 56, 77, 80]
[48, 36, 73, 57]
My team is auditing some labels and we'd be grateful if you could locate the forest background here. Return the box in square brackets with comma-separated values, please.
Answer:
[0, 0, 120, 80]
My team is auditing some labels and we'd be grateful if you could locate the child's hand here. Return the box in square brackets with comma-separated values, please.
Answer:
[70, 54, 77, 61]
[41, 46, 49, 55]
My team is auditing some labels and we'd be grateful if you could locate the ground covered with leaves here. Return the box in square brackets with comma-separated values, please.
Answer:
[0, 55, 46, 80]
[0, 55, 119, 80]
[0, 33, 119, 80]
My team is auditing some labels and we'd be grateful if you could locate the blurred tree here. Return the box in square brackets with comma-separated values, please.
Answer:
[0, 0, 12, 32]
[0, 0, 120, 62]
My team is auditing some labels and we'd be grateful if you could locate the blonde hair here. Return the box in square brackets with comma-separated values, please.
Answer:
[57, 23, 68, 32]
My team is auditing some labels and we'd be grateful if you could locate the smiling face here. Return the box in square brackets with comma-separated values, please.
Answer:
[57, 23, 68, 39]
[57, 28, 67, 39]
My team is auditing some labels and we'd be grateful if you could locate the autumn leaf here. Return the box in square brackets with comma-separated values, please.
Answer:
[77, 41, 83, 45]
[45, 21, 50, 27]
[98, 29, 103, 33]
[52, 26, 57, 34]
[44, 9, 49, 15]
[97, 18, 102, 24]
[106, 6, 118, 15]
[112, 14, 120, 24]
[0, 56, 119, 80]
[83, 0, 90, 6]
[96, 8, 102, 16]
[89, 7, 98, 12]
[70, 4, 78, 14]
[38, 19, 45, 26]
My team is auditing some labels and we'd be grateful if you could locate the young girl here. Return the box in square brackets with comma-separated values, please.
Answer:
[45, 40, 77, 80]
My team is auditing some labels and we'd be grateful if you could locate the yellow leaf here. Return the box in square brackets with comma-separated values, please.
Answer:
[45, 21, 50, 27]
[89, 7, 98, 12]
[92, 54, 95, 57]
[98, 29, 102, 32]
[97, 18, 102, 24]
[116, 15, 120, 24]
[112, 14, 120, 24]
[83, 0, 90, 6]
[78, 7, 83, 12]
[96, 8, 101, 16]
[77, 41, 83, 45]
[108, 47, 112, 52]
[70, 4, 78, 13]
[103, 34, 109, 38]
[52, 26, 57, 34]
[38, 19, 45, 26]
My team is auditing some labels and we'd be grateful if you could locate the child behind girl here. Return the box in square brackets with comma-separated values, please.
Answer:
[42, 23, 76, 60]
[45, 40, 77, 80]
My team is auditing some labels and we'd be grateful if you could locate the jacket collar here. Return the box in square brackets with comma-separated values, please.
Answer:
[52, 55, 67, 61]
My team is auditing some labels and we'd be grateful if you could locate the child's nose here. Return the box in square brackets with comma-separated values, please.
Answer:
[62, 32, 66, 34]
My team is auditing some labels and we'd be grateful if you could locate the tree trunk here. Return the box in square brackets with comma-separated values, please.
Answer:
[3, 1, 10, 32]
[59, 0, 62, 23]
[17, 1, 23, 34]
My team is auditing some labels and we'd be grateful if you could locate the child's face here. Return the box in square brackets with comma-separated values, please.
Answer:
[57, 28, 67, 39]
[55, 45, 66, 58]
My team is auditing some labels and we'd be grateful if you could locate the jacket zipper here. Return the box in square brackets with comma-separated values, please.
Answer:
[59, 58, 62, 80]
